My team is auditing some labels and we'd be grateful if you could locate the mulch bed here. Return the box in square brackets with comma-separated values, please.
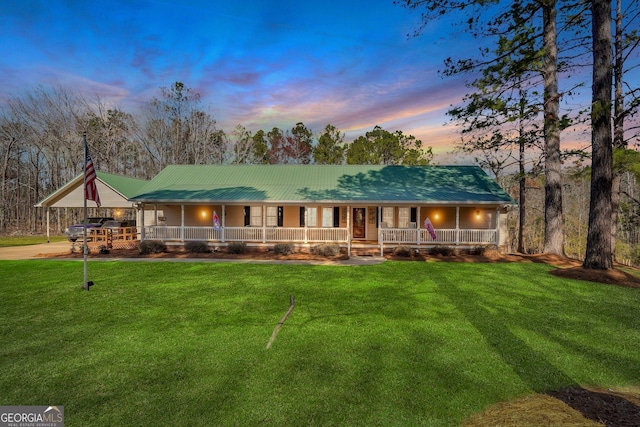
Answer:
[548, 387, 640, 427]
[42, 246, 350, 262]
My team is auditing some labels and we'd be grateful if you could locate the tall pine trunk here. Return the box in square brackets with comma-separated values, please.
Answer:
[542, 0, 565, 255]
[611, 0, 625, 260]
[518, 87, 526, 254]
[584, 0, 613, 270]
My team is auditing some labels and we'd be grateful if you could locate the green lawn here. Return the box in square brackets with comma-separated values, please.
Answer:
[1, 260, 639, 426]
[0, 235, 66, 247]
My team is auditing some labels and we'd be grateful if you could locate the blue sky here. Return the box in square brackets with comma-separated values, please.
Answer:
[1, 0, 473, 152]
[4, 1, 634, 155]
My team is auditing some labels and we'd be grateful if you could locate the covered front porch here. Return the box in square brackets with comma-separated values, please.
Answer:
[138, 203, 505, 256]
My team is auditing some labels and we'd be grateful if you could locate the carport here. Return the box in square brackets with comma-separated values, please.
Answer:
[35, 172, 148, 242]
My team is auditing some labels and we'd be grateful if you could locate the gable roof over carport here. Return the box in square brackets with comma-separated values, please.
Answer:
[35, 172, 148, 209]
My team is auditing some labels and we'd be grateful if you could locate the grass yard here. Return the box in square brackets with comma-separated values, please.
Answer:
[1, 260, 639, 426]
[0, 235, 67, 247]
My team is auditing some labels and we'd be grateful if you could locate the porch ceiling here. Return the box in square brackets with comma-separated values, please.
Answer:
[129, 165, 516, 205]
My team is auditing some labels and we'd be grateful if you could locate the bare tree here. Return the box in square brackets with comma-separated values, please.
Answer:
[229, 125, 254, 164]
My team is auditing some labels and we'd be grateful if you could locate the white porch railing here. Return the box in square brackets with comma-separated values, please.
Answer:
[143, 226, 496, 246]
[379, 228, 497, 245]
[143, 226, 348, 243]
[457, 229, 497, 244]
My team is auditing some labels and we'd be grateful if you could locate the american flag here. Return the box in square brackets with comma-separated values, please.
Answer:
[424, 217, 437, 240]
[213, 210, 221, 230]
[85, 144, 101, 207]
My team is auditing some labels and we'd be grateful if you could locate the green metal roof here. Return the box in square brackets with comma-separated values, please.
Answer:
[97, 172, 148, 198]
[130, 165, 515, 205]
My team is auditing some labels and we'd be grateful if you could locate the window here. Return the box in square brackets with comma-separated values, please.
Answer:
[306, 207, 317, 227]
[251, 206, 262, 226]
[398, 207, 410, 228]
[266, 206, 278, 227]
[322, 207, 333, 227]
[382, 207, 395, 228]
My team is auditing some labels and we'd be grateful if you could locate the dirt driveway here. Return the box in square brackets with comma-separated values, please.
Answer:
[0, 241, 72, 260]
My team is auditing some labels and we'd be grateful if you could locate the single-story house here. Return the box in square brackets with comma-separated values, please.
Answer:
[129, 165, 516, 255]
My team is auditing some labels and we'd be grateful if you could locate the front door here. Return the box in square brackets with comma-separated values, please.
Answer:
[352, 208, 366, 239]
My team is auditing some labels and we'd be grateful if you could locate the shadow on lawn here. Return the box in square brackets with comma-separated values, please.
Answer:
[438, 283, 640, 426]
[438, 283, 575, 392]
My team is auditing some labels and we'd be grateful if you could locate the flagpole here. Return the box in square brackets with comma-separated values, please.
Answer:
[83, 133, 89, 290]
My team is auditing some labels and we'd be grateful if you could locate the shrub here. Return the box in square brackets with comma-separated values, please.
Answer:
[483, 244, 500, 258]
[273, 243, 295, 255]
[468, 246, 484, 256]
[314, 243, 341, 257]
[184, 241, 211, 253]
[430, 246, 455, 256]
[227, 241, 247, 254]
[392, 245, 413, 257]
[139, 240, 167, 255]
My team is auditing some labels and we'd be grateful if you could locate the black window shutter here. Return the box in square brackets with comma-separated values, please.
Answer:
[333, 207, 340, 227]
[278, 206, 283, 227]
[244, 206, 250, 226]
[300, 207, 305, 227]
[411, 207, 417, 223]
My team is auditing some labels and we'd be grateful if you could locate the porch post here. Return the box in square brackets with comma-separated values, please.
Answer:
[378, 205, 383, 256]
[416, 206, 421, 246]
[455, 206, 460, 245]
[181, 204, 185, 242]
[347, 206, 351, 256]
[495, 207, 500, 246]
[221, 205, 226, 243]
[303, 207, 308, 243]
[262, 205, 266, 243]
[46, 208, 50, 243]
[154, 204, 158, 226]
[140, 204, 145, 240]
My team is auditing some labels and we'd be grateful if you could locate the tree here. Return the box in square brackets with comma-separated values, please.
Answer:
[0, 120, 18, 233]
[611, 0, 640, 257]
[230, 125, 254, 164]
[539, 0, 565, 256]
[345, 125, 432, 165]
[136, 82, 220, 172]
[85, 106, 140, 176]
[314, 124, 345, 164]
[288, 122, 314, 164]
[265, 123, 314, 164]
[398, 0, 568, 255]
[3, 85, 92, 231]
[450, 85, 543, 253]
[252, 130, 270, 164]
[583, 0, 613, 270]
[266, 127, 287, 164]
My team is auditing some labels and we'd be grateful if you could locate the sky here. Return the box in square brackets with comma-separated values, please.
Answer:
[2, 1, 637, 159]
[1, 0, 476, 154]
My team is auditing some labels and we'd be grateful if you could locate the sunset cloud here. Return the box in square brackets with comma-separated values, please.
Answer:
[1, 0, 629, 156]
